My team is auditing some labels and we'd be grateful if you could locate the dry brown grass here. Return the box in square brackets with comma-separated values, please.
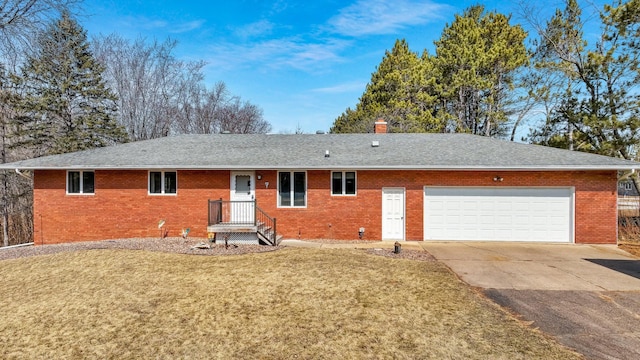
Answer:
[618, 208, 640, 256]
[0, 248, 581, 359]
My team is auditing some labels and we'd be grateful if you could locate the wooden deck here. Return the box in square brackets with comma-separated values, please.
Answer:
[207, 223, 258, 233]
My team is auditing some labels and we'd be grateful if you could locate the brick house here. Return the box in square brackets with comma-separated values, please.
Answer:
[2, 121, 638, 245]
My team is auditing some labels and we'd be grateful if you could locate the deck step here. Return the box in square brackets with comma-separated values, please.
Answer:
[257, 230, 282, 246]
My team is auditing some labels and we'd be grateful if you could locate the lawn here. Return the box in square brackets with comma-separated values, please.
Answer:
[0, 247, 581, 359]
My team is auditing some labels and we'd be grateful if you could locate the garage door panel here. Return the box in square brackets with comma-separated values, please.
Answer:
[424, 187, 573, 243]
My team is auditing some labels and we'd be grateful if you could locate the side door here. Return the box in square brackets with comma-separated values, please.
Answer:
[382, 188, 405, 240]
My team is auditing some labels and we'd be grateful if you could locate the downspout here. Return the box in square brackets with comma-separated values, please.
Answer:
[15, 168, 31, 180]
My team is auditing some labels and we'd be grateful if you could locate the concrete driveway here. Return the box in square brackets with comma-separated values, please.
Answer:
[422, 242, 640, 360]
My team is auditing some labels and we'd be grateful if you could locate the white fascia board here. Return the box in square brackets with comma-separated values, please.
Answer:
[5, 164, 638, 171]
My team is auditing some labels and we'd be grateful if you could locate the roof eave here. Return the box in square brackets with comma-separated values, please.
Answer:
[4, 165, 637, 171]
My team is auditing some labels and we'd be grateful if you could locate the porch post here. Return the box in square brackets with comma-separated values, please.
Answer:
[273, 218, 277, 245]
[254, 199, 257, 226]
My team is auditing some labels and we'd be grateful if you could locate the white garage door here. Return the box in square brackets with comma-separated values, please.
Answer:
[424, 187, 573, 242]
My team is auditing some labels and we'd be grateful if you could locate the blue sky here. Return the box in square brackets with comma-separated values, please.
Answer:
[81, 0, 586, 134]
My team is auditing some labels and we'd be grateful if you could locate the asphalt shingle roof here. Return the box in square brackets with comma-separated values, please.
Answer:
[1, 133, 638, 170]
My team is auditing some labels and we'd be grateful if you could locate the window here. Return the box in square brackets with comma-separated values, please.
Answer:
[67, 171, 95, 194]
[625, 182, 633, 190]
[332, 171, 356, 195]
[279, 171, 306, 207]
[149, 171, 177, 194]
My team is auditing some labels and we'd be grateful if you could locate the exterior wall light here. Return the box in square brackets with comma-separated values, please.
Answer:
[493, 176, 504, 182]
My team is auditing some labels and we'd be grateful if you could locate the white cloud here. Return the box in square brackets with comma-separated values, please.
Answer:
[206, 37, 351, 72]
[269, 0, 289, 16]
[123, 17, 167, 30]
[170, 20, 206, 34]
[328, 0, 449, 36]
[234, 20, 274, 39]
[311, 81, 366, 94]
[117, 16, 205, 34]
[202, 0, 449, 73]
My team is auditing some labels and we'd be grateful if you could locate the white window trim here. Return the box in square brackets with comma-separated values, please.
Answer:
[66, 170, 95, 195]
[148, 170, 178, 196]
[331, 171, 357, 196]
[277, 170, 307, 208]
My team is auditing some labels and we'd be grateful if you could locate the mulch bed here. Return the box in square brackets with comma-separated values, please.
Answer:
[0, 237, 278, 261]
[0, 237, 437, 262]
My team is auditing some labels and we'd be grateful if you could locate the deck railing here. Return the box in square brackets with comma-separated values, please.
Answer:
[208, 199, 278, 245]
[256, 206, 277, 246]
[208, 199, 255, 225]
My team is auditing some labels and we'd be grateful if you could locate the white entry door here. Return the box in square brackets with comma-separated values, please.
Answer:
[382, 188, 405, 240]
[230, 171, 255, 223]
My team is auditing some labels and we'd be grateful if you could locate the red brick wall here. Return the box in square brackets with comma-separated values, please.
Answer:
[33, 169, 618, 244]
[33, 170, 230, 244]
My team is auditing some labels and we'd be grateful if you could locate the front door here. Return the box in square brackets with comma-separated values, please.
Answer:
[382, 188, 405, 240]
[230, 171, 255, 223]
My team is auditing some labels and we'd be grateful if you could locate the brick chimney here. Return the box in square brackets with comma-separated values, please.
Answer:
[374, 119, 387, 134]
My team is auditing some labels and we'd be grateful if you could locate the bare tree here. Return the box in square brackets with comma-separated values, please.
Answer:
[92, 35, 206, 140]
[0, 0, 80, 65]
[218, 98, 271, 134]
[93, 34, 271, 137]
[174, 81, 272, 135]
[174, 81, 229, 134]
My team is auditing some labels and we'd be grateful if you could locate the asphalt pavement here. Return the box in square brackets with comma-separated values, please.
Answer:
[422, 242, 640, 360]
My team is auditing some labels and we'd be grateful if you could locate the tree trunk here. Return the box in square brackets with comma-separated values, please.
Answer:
[568, 122, 574, 151]
[2, 199, 8, 247]
[1, 109, 8, 247]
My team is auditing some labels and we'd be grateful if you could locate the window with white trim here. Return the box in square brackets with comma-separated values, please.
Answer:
[149, 171, 177, 194]
[332, 171, 356, 195]
[67, 170, 94, 194]
[278, 171, 306, 207]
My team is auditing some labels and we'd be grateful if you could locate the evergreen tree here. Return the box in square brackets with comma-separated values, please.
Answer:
[331, 107, 369, 133]
[434, 5, 528, 136]
[331, 7, 528, 137]
[528, 0, 640, 160]
[330, 39, 442, 133]
[14, 11, 128, 156]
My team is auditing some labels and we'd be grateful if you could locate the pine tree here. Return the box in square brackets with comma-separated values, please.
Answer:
[528, 0, 640, 160]
[331, 8, 528, 136]
[330, 39, 442, 133]
[434, 5, 528, 136]
[14, 11, 128, 155]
